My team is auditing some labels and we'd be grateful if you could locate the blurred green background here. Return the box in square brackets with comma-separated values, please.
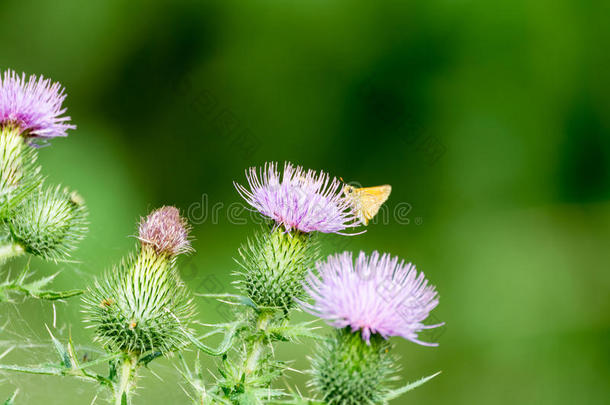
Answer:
[1, 0, 610, 403]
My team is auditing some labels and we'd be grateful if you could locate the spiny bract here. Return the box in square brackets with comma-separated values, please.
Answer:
[236, 226, 319, 311]
[0, 125, 41, 215]
[311, 329, 397, 405]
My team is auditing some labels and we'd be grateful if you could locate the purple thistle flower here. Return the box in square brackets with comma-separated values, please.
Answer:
[138, 206, 192, 257]
[301, 251, 443, 346]
[0, 69, 75, 141]
[234, 162, 358, 234]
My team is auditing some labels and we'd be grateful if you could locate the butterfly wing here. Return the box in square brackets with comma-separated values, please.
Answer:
[356, 185, 392, 225]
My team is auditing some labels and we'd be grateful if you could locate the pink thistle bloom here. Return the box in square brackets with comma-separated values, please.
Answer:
[138, 206, 192, 257]
[0, 69, 75, 141]
[234, 162, 358, 234]
[301, 251, 443, 346]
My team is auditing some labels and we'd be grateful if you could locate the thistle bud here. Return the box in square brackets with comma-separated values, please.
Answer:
[8, 185, 87, 261]
[84, 206, 195, 355]
[310, 329, 397, 405]
[237, 226, 319, 311]
[137, 206, 192, 257]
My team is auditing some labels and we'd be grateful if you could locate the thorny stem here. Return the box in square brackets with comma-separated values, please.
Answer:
[0, 242, 24, 263]
[115, 353, 138, 405]
[244, 311, 273, 377]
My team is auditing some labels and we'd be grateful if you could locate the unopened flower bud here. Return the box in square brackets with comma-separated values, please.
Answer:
[138, 206, 191, 258]
[84, 207, 195, 355]
[8, 185, 87, 262]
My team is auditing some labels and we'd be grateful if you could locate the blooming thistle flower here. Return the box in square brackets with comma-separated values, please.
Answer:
[305, 252, 442, 404]
[0, 69, 75, 141]
[138, 206, 192, 257]
[301, 251, 442, 346]
[234, 162, 358, 234]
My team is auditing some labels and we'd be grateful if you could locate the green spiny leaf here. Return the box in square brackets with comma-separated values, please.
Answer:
[3, 389, 18, 405]
[268, 320, 326, 343]
[385, 371, 442, 400]
[182, 320, 243, 356]
[138, 351, 162, 366]
[45, 325, 72, 369]
[0, 266, 83, 302]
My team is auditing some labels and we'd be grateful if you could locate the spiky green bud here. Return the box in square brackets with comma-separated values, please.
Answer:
[8, 185, 87, 261]
[236, 226, 319, 311]
[310, 329, 398, 405]
[84, 207, 195, 356]
[84, 246, 195, 355]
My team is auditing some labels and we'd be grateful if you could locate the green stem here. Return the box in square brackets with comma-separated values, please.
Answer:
[114, 353, 138, 405]
[0, 242, 24, 263]
[244, 311, 273, 377]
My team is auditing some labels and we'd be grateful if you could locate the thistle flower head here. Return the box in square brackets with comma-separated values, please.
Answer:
[138, 206, 191, 257]
[301, 251, 442, 346]
[0, 69, 74, 141]
[234, 162, 358, 234]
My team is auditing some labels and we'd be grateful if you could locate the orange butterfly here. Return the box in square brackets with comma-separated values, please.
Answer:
[343, 184, 392, 226]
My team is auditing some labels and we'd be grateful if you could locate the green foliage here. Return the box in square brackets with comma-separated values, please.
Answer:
[310, 329, 397, 405]
[0, 328, 118, 387]
[267, 320, 326, 343]
[3, 390, 17, 405]
[178, 295, 325, 405]
[236, 226, 319, 311]
[83, 245, 195, 355]
[385, 371, 441, 401]
[183, 317, 245, 357]
[8, 185, 87, 262]
[178, 352, 209, 404]
[0, 266, 82, 302]
[212, 310, 286, 400]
